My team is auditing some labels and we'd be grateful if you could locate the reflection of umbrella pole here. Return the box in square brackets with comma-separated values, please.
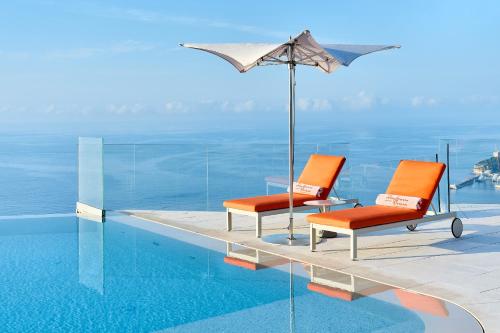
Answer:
[207, 250, 210, 278]
[288, 43, 296, 243]
[289, 259, 296, 333]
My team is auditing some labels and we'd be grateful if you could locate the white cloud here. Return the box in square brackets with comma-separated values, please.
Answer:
[108, 8, 163, 22]
[87, 6, 287, 38]
[459, 95, 499, 105]
[342, 91, 375, 110]
[107, 103, 147, 115]
[297, 98, 310, 111]
[312, 99, 332, 111]
[297, 98, 332, 112]
[298, 92, 386, 112]
[210, 99, 256, 112]
[46, 40, 157, 60]
[164, 101, 188, 113]
[43, 104, 58, 114]
[0, 50, 31, 60]
[411, 96, 438, 108]
[233, 100, 255, 113]
[0, 106, 11, 113]
[0, 104, 104, 116]
[380, 97, 391, 105]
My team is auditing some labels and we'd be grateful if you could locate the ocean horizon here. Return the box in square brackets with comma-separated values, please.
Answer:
[2, 123, 500, 216]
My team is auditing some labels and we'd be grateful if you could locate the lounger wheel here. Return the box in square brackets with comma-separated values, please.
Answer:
[406, 224, 417, 231]
[354, 203, 363, 208]
[451, 218, 463, 238]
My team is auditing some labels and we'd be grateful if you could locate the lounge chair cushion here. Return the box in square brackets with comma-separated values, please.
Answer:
[394, 289, 449, 317]
[224, 257, 260, 270]
[307, 282, 356, 301]
[224, 154, 346, 212]
[224, 193, 315, 212]
[297, 154, 346, 198]
[385, 160, 445, 214]
[307, 205, 423, 230]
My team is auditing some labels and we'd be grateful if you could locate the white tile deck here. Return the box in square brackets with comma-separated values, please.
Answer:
[123, 203, 500, 332]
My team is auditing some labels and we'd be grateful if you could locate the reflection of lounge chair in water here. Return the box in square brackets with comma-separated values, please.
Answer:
[307, 265, 449, 317]
[223, 243, 289, 270]
[308, 160, 463, 260]
[394, 289, 449, 317]
[224, 154, 359, 238]
[306, 265, 392, 301]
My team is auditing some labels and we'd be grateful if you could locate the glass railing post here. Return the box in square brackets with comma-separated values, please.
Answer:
[436, 153, 442, 212]
[447, 143, 451, 212]
[76, 137, 105, 221]
[206, 145, 209, 211]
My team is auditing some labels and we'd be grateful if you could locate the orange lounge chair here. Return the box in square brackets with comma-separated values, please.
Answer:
[224, 154, 355, 238]
[308, 160, 463, 260]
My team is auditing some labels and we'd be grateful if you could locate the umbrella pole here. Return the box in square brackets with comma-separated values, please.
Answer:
[262, 44, 308, 246]
[288, 46, 296, 243]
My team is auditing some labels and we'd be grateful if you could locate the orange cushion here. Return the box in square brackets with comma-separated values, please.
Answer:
[394, 289, 449, 317]
[224, 257, 259, 270]
[224, 193, 314, 212]
[298, 154, 346, 198]
[307, 205, 423, 229]
[224, 154, 345, 212]
[386, 160, 445, 214]
[307, 282, 355, 301]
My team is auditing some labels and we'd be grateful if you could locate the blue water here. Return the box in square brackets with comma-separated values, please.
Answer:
[0, 214, 483, 332]
[2, 126, 500, 216]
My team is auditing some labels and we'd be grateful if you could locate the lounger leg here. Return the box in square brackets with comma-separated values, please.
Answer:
[256, 215, 262, 238]
[310, 225, 317, 252]
[226, 210, 232, 231]
[350, 232, 358, 261]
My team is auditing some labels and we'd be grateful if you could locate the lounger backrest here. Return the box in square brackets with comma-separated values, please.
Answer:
[385, 160, 446, 214]
[297, 154, 346, 199]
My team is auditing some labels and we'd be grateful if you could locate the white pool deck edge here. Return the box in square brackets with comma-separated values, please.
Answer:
[123, 203, 500, 332]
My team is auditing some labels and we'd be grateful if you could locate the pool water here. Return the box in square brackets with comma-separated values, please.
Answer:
[0, 214, 483, 332]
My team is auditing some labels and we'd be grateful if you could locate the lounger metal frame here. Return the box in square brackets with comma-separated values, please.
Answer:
[310, 210, 459, 260]
[226, 242, 262, 263]
[310, 265, 360, 292]
[309, 265, 390, 297]
[225, 242, 290, 266]
[227, 197, 359, 238]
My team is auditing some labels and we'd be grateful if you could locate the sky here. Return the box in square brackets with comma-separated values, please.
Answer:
[0, 0, 499, 134]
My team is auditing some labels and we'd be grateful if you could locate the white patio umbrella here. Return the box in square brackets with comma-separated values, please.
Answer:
[181, 30, 399, 245]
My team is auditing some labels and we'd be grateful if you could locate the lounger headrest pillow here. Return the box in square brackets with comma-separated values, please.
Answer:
[288, 182, 325, 198]
[376, 194, 423, 210]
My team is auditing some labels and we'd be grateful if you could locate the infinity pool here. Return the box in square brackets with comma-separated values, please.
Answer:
[0, 213, 483, 332]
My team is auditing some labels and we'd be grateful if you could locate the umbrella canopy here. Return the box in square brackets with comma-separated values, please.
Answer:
[181, 30, 399, 245]
[181, 30, 399, 73]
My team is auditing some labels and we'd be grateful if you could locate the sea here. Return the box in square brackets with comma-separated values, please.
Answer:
[1, 124, 500, 216]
